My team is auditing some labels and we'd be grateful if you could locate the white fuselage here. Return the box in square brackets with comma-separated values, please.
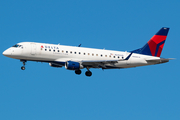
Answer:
[3, 42, 162, 69]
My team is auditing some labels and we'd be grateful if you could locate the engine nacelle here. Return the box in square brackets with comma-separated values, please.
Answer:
[49, 63, 63, 68]
[65, 61, 84, 70]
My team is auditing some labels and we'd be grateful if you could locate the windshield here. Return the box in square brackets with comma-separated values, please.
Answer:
[12, 44, 19, 47]
[12, 44, 23, 48]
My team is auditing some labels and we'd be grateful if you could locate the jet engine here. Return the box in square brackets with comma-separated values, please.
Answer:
[65, 61, 84, 70]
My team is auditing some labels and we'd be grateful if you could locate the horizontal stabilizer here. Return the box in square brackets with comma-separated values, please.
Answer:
[146, 58, 174, 64]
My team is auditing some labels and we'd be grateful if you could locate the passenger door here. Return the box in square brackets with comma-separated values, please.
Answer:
[31, 43, 36, 55]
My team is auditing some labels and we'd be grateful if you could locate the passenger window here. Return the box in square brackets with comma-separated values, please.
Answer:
[66, 51, 68, 53]
[45, 49, 47, 51]
[53, 50, 55, 52]
[96, 54, 98, 56]
[101, 55, 103, 57]
[58, 50, 59, 52]
[105, 55, 107, 57]
[109, 55, 111, 57]
[88, 53, 90, 55]
[49, 49, 51, 51]
[114, 56, 115, 58]
[74, 52, 76, 54]
[70, 51, 72, 54]
[62, 50, 64, 53]
[79, 52, 81, 54]
[84, 53, 86, 55]
[92, 53, 94, 56]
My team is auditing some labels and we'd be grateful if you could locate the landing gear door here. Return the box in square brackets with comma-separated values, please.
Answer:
[31, 43, 36, 55]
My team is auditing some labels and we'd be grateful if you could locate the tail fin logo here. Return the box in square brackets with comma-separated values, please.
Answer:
[148, 34, 167, 57]
[132, 27, 170, 57]
[148, 27, 169, 57]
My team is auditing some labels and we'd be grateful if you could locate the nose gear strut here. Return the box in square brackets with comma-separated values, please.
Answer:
[20, 60, 26, 70]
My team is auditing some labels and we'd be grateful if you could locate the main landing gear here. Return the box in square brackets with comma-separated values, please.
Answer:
[75, 68, 92, 77]
[20, 60, 26, 70]
[85, 68, 92, 77]
[85, 70, 92, 77]
[75, 69, 82, 75]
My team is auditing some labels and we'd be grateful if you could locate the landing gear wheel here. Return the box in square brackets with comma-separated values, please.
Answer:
[85, 71, 92, 77]
[20, 60, 27, 70]
[75, 70, 82, 75]
[21, 66, 25, 70]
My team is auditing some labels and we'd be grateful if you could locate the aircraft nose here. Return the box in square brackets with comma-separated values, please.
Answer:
[2, 49, 11, 56]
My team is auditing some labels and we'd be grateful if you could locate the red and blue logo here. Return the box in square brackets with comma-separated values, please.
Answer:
[132, 27, 170, 57]
[147, 34, 167, 57]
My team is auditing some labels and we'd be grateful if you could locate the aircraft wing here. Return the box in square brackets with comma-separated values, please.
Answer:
[53, 53, 133, 69]
[80, 59, 121, 69]
[53, 58, 122, 69]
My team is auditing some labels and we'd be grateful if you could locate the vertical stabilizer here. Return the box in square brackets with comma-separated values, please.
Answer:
[132, 27, 170, 57]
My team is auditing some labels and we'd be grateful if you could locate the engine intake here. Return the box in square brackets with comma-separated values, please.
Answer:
[65, 61, 83, 70]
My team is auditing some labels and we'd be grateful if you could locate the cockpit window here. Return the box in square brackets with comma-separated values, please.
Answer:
[12, 44, 19, 47]
[12, 44, 23, 48]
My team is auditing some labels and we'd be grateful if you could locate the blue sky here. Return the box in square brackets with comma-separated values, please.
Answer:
[0, 0, 179, 120]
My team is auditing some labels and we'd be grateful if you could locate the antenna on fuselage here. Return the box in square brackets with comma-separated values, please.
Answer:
[78, 44, 81, 47]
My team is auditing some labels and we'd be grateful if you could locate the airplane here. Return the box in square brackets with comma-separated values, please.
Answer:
[2, 27, 173, 77]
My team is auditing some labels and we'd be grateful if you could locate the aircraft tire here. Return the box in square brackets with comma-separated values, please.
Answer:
[75, 70, 81, 75]
[85, 71, 92, 77]
[21, 66, 25, 70]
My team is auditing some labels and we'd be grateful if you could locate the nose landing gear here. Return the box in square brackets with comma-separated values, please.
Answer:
[21, 66, 25, 70]
[20, 60, 26, 70]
